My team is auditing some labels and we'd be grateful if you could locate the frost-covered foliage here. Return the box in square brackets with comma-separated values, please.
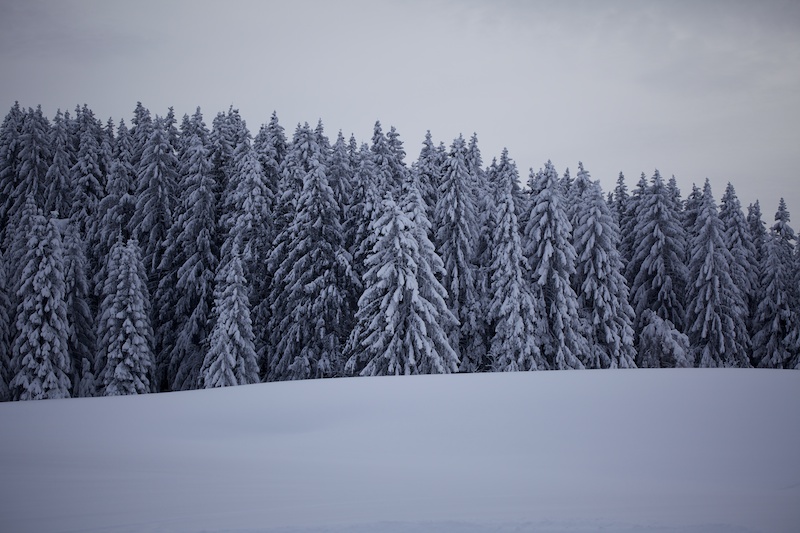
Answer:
[267, 138, 353, 381]
[44, 110, 73, 218]
[131, 117, 178, 281]
[9, 207, 72, 400]
[752, 199, 797, 368]
[96, 238, 154, 395]
[619, 172, 648, 270]
[435, 135, 479, 364]
[413, 130, 441, 224]
[62, 223, 96, 396]
[627, 170, 688, 332]
[69, 105, 104, 244]
[0, 249, 10, 401]
[160, 134, 218, 391]
[637, 310, 691, 368]
[571, 168, 637, 369]
[524, 162, 588, 370]
[486, 156, 543, 372]
[201, 248, 259, 388]
[345, 197, 458, 376]
[685, 180, 750, 368]
[371, 121, 407, 194]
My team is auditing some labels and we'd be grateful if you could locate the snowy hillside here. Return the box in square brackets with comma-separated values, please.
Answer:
[1, 369, 798, 533]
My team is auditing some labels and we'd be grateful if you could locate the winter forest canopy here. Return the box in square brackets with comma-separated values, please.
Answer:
[0, 102, 798, 401]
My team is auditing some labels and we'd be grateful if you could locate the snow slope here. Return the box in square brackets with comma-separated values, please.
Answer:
[1, 369, 798, 533]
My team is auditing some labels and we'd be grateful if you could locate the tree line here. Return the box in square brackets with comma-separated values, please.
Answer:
[0, 102, 797, 400]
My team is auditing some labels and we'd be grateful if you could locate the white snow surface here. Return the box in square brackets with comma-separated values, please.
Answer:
[1, 369, 798, 533]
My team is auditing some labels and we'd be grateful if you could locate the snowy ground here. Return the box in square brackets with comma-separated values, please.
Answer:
[1, 369, 798, 533]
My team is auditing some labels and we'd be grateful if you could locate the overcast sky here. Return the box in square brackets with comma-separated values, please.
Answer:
[1, 0, 798, 219]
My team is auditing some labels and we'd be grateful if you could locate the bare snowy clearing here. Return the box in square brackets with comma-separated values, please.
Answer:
[1, 369, 798, 533]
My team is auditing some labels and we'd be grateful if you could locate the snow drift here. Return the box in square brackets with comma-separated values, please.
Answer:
[1, 369, 798, 533]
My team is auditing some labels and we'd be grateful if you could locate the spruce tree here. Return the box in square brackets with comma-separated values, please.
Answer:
[685, 180, 749, 368]
[69, 106, 104, 244]
[161, 134, 219, 391]
[9, 208, 72, 400]
[572, 175, 637, 369]
[201, 247, 259, 388]
[627, 170, 688, 332]
[414, 130, 441, 224]
[327, 130, 354, 219]
[0, 102, 24, 243]
[345, 196, 458, 376]
[619, 172, 648, 273]
[435, 135, 480, 364]
[131, 117, 178, 284]
[268, 146, 352, 380]
[524, 162, 588, 370]
[252, 111, 286, 212]
[62, 223, 96, 395]
[486, 157, 544, 372]
[752, 199, 797, 368]
[44, 110, 74, 218]
[610, 172, 628, 227]
[96, 238, 154, 395]
[0, 250, 11, 401]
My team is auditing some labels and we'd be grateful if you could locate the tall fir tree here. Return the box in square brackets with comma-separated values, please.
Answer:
[9, 207, 72, 400]
[130, 117, 178, 284]
[571, 174, 637, 369]
[434, 135, 480, 365]
[268, 144, 352, 380]
[201, 247, 259, 388]
[524, 162, 588, 370]
[610, 172, 628, 227]
[160, 134, 219, 391]
[252, 111, 287, 213]
[0, 249, 11, 401]
[345, 197, 459, 376]
[44, 110, 74, 218]
[685, 180, 749, 368]
[619, 172, 648, 271]
[486, 157, 544, 372]
[96, 238, 154, 395]
[637, 310, 692, 368]
[62, 223, 97, 396]
[752, 199, 797, 368]
[0, 102, 25, 245]
[627, 170, 688, 332]
[413, 130, 441, 224]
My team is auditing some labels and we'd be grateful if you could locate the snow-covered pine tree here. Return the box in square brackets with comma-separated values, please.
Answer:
[344, 143, 381, 292]
[0, 102, 24, 243]
[9, 207, 72, 400]
[486, 155, 544, 372]
[96, 238, 154, 395]
[129, 102, 153, 171]
[69, 106, 105, 247]
[62, 222, 96, 396]
[565, 162, 593, 228]
[752, 199, 797, 368]
[747, 200, 768, 266]
[435, 135, 479, 365]
[683, 183, 702, 256]
[0, 249, 11, 401]
[413, 130, 441, 224]
[44, 110, 74, 218]
[160, 134, 219, 391]
[620, 172, 648, 274]
[252, 111, 286, 212]
[6, 107, 51, 245]
[94, 120, 138, 296]
[610, 172, 628, 227]
[718, 183, 758, 354]
[276, 122, 317, 236]
[327, 130, 354, 220]
[627, 170, 688, 333]
[571, 174, 637, 369]
[637, 310, 692, 368]
[200, 246, 259, 388]
[524, 161, 588, 370]
[345, 196, 458, 376]
[371, 121, 407, 194]
[268, 144, 353, 381]
[130, 117, 178, 285]
[685, 180, 749, 368]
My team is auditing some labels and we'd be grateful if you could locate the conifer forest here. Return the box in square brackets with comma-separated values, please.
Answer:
[1, 102, 798, 401]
